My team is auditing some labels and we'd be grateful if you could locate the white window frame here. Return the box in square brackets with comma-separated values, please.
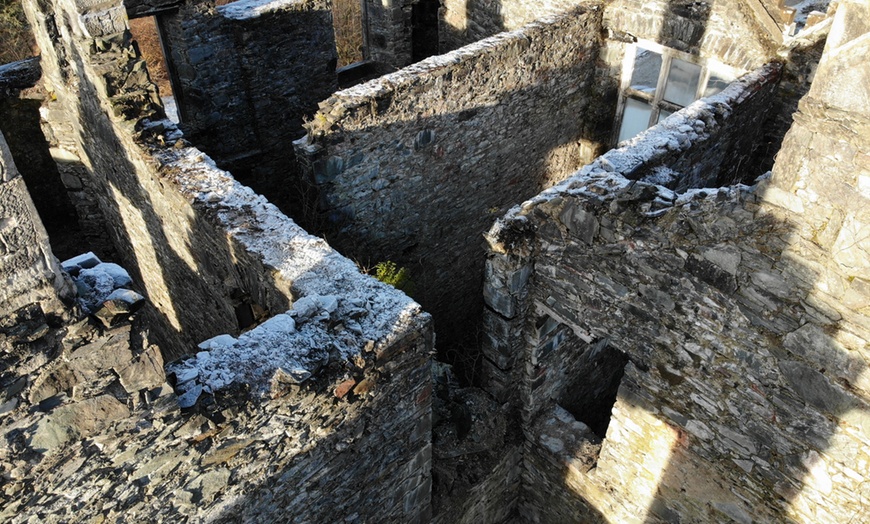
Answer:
[612, 40, 743, 145]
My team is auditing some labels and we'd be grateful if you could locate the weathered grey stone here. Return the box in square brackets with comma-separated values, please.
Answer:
[778, 361, 854, 414]
[185, 467, 231, 503]
[94, 289, 145, 327]
[68, 325, 133, 373]
[29, 365, 87, 404]
[483, 282, 515, 319]
[559, 202, 600, 245]
[686, 254, 738, 294]
[702, 245, 741, 276]
[750, 270, 794, 299]
[116, 345, 165, 394]
[30, 395, 130, 451]
[0, 397, 18, 415]
[177, 383, 202, 409]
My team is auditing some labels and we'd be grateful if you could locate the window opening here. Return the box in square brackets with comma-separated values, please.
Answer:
[332, 0, 366, 68]
[614, 40, 741, 145]
[628, 48, 662, 95]
[411, 0, 440, 62]
[559, 341, 629, 439]
[662, 58, 702, 106]
[129, 15, 180, 123]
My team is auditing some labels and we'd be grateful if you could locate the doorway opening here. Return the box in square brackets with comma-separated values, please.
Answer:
[128, 14, 180, 123]
[332, 0, 366, 68]
[559, 341, 629, 439]
[412, 0, 440, 62]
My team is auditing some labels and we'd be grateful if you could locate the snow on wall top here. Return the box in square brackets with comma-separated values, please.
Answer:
[487, 64, 778, 248]
[143, 124, 426, 397]
[306, 4, 598, 133]
[218, 0, 306, 20]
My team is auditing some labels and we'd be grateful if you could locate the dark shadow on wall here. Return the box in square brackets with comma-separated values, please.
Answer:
[0, 97, 84, 260]
[520, 175, 869, 522]
[751, 32, 828, 179]
[298, 38, 618, 382]
[0, 66, 85, 260]
[59, 41, 294, 363]
[439, 0, 506, 53]
[411, 0, 440, 62]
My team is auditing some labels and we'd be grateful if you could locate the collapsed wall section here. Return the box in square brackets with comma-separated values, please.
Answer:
[482, 10, 870, 521]
[6, 290, 434, 523]
[297, 3, 613, 352]
[153, 0, 338, 208]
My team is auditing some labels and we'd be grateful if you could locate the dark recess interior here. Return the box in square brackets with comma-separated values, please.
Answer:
[412, 0, 440, 62]
[560, 343, 629, 438]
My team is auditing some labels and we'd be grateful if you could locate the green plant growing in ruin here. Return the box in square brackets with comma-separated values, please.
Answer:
[373, 261, 414, 295]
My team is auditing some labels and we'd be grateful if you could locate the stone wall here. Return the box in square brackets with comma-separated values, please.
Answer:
[617, 64, 782, 190]
[0, 58, 88, 261]
[439, 0, 588, 52]
[13, 0, 436, 521]
[4, 296, 433, 523]
[363, 0, 415, 68]
[480, 63, 783, 403]
[0, 129, 71, 322]
[481, 4, 870, 520]
[26, 0, 286, 358]
[154, 0, 338, 210]
[25, 0, 411, 362]
[603, 0, 782, 72]
[297, 4, 613, 352]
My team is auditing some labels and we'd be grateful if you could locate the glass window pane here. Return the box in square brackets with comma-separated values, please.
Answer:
[663, 58, 702, 106]
[618, 98, 653, 143]
[657, 109, 674, 124]
[629, 48, 662, 96]
[703, 73, 732, 98]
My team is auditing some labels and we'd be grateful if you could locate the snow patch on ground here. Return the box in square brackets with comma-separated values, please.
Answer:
[62, 253, 137, 313]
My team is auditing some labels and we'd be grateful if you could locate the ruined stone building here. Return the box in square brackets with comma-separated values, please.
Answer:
[0, 0, 868, 521]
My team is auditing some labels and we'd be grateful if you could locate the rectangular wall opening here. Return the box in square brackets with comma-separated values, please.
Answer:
[412, 0, 440, 62]
[129, 14, 180, 122]
[333, 0, 365, 68]
[559, 341, 629, 439]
